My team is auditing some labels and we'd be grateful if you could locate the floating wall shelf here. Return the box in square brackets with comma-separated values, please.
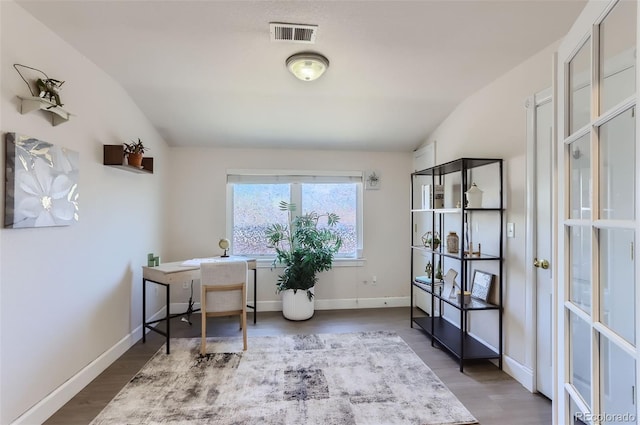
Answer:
[103, 145, 154, 174]
[18, 96, 72, 126]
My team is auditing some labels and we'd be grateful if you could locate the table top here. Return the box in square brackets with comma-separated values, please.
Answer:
[143, 256, 256, 276]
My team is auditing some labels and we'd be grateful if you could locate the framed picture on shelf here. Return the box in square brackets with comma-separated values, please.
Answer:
[470, 270, 494, 302]
[443, 268, 459, 299]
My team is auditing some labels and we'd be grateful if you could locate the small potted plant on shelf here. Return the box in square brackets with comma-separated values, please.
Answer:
[421, 231, 440, 250]
[123, 138, 148, 168]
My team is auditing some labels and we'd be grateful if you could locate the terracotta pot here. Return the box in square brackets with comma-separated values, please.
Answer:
[127, 153, 143, 168]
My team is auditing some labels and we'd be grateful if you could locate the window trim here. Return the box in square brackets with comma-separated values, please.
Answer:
[226, 169, 364, 259]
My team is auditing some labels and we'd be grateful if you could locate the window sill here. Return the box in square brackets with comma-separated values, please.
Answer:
[256, 258, 366, 268]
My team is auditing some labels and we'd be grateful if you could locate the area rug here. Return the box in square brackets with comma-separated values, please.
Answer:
[91, 331, 478, 425]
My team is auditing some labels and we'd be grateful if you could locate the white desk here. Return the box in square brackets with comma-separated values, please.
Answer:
[142, 256, 257, 354]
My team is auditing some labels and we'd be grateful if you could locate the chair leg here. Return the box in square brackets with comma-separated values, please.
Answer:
[242, 283, 247, 350]
[201, 287, 207, 355]
[242, 310, 247, 351]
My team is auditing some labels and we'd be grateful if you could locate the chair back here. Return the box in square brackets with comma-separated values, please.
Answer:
[200, 260, 247, 313]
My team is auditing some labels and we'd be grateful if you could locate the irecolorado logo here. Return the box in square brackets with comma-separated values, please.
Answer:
[575, 412, 636, 423]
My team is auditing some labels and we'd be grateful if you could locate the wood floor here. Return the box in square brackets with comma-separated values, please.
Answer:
[45, 307, 551, 425]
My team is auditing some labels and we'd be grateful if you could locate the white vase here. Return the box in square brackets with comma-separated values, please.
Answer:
[465, 182, 483, 208]
[282, 287, 315, 320]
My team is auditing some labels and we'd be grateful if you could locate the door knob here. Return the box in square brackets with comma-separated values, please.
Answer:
[533, 258, 549, 269]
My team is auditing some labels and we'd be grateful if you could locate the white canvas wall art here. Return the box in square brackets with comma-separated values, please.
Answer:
[4, 132, 79, 228]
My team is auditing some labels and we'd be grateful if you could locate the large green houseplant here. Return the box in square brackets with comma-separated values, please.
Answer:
[265, 201, 342, 319]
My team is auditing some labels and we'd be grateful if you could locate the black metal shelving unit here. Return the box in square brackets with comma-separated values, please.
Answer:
[410, 158, 504, 372]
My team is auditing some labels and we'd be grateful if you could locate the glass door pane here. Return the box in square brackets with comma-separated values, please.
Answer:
[600, 336, 637, 423]
[570, 311, 592, 407]
[599, 108, 636, 220]
[570, 226, 592, 313]
[570, 38, 592, 134]
[599, 0, 637, 113]
[570, 134, 591, 220]
[599, 228, 635, 344]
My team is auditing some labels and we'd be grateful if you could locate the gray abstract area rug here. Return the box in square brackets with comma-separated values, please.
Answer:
[91, 331, 478, 425]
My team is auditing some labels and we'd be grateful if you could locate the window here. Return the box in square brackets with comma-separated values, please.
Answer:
[227, 170, 363, 258]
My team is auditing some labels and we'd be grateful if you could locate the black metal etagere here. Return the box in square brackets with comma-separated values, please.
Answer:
[410, 158, 503, 372]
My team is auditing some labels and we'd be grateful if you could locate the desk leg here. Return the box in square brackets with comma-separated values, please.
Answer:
[142, 278, 147, 343]
[253, 268, 257, 324]
[166, 284, 171, 354]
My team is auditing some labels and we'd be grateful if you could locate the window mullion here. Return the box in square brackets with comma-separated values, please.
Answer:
[291, 183, 302, 218]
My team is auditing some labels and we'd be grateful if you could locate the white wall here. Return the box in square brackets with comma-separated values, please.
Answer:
[0, 2, 169, 423]
[163, 147, 411, 309]
[418, 41, 559, 381]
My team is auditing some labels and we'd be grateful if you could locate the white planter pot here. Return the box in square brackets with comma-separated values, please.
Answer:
[281, 287, 315, 321]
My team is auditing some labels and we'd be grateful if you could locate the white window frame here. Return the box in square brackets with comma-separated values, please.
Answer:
[226, 169, 364, 265]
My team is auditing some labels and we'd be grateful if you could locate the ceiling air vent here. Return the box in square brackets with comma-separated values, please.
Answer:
[269, 23, 317, 44]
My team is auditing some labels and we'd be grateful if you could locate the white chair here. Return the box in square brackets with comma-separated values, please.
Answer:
[200, 260, 248, 354]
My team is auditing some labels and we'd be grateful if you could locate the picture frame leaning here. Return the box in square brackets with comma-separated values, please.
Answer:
[470, 270, 495, 303]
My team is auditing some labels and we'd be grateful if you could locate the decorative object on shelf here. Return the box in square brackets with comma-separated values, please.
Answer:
[457, 290, 471, 305]
[365, 170, 381, 190]
[219, 238, 230, 257]
[464, 221, 470, 251]
[435, 260, 443, 281]
[443, 268, 459, 299]
[13, 64, 73, 125]
[422, 184, 444, 209]
[4, 132, 79, 228]
[424, 261, 433, 279]
[265, 201, 342, 320]
[464, 242, 481, 257]
[470, 270, 495, 302]
[446, 231, 459, 254]
[421, 231, 440, 250]
[465, 182, 483, 208]
[123, 139, 148, 168]
[13, 63, 65, 107]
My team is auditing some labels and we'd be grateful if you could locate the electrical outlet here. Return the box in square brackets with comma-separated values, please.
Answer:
[182, 282, 189, 289]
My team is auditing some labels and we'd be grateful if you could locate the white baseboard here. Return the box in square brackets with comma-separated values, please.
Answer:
[247, 296, 410, 313]
[503, 354, 535, 392]
[11, 308, 166, 425]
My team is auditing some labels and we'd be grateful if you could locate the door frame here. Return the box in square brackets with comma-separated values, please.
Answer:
[555, 0, 640, 423]
[525, 84, 557, 403]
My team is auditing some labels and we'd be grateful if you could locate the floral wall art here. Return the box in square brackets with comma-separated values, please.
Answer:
[4, 132, 79, 228]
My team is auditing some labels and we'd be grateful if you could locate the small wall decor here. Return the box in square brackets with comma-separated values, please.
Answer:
[13, 64, 72, 125]
[470, 270, 495, 302]
[365, 170, 380, 190]
[13, 64, 65, 106]
[4, 133, 79, 228]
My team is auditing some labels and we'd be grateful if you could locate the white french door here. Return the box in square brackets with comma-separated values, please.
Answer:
[556, 1, 639, 424]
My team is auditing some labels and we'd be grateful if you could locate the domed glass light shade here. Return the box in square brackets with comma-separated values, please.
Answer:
[286, 53, 329, 81]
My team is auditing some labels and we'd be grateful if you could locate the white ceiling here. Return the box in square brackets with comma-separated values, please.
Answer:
[17, 0, 586, 152]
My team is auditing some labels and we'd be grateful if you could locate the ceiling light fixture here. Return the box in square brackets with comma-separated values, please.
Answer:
[286, 52, 329, 82]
